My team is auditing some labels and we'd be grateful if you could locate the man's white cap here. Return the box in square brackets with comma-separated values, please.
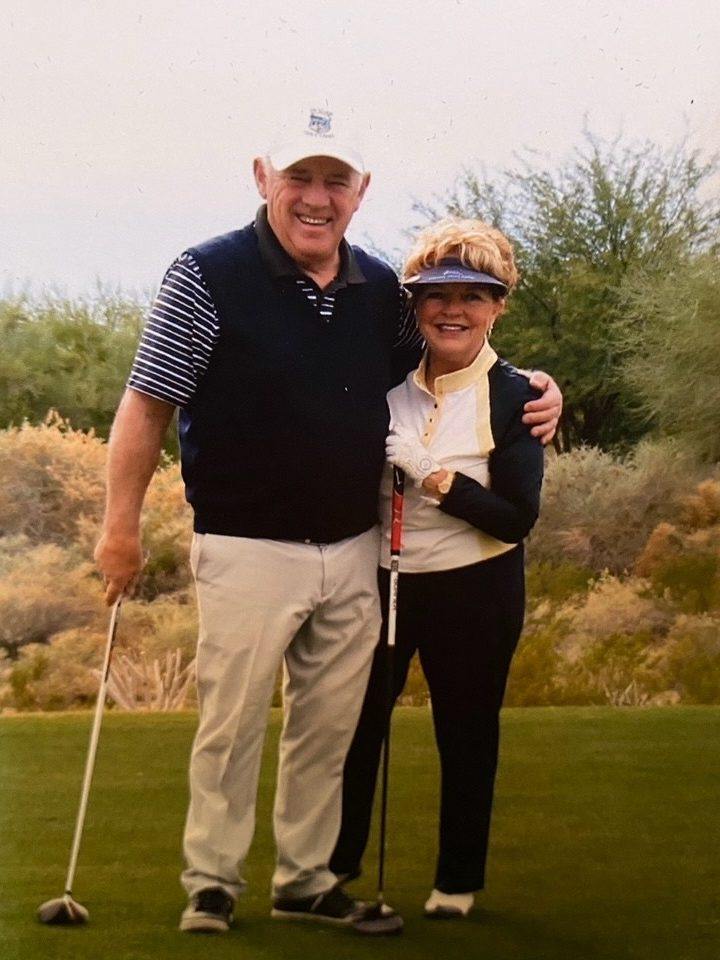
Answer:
[267, 107, 365, 175]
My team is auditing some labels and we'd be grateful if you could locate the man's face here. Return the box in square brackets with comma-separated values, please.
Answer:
[254, 156, 370, 273]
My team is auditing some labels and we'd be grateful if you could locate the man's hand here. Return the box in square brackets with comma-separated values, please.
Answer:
[386, 431, 441, 486]
[523, 371, 563, 445]
[93, 388, 175, 606]
[94, 530, 144, 605]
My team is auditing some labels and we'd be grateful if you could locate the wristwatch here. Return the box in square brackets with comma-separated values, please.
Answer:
[437, 471, 455, 496]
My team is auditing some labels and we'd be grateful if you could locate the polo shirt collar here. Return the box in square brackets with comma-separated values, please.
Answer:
[253, 205, 365, 285]
[413, 340, 498, 396]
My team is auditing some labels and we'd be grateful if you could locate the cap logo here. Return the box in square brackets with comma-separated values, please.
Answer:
[306, 108, 333, 139]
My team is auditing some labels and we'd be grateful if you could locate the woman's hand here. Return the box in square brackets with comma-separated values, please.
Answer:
[386, 431, 441, 486]
[523, 372, 563, 444]
[421, 469, 455, 501]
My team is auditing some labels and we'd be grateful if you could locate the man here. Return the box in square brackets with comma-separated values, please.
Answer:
[94, 108, 562, 932]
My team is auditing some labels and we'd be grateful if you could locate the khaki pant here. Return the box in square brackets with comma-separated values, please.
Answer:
[181, 526, 381, 901]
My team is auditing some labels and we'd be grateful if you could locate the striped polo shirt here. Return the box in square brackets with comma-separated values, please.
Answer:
[127, 206, 420, 408]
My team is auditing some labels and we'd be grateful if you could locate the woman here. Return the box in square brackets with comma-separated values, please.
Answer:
[330, 218, 544, 918]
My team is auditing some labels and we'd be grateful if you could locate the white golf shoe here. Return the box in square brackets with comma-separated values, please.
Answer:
[423, 888, 474, 918]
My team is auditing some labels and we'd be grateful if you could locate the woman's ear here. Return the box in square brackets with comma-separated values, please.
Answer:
[488, 297, 506, 337]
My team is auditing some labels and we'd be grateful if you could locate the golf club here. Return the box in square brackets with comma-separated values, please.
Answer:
[353, 466, 405, 937]
[37, 596, 123, 925]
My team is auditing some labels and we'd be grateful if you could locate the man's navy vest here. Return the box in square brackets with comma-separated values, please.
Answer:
[179, 224, 401, 543]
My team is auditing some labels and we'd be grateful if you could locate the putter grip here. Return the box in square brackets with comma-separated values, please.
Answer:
[390, 467, 405, 555]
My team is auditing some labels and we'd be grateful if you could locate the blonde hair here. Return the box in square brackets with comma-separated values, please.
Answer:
[403, 218, 519, 293]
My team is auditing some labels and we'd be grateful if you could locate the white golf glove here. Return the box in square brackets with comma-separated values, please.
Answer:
[385, 430, 441, 486]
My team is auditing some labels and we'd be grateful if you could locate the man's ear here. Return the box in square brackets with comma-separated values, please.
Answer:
[253, 157, 268, 199]
[356, 171, 371, 206]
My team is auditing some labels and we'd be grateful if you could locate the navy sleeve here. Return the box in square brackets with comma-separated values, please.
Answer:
[390, 289, 423, 385]
[439, 370, 544, 543]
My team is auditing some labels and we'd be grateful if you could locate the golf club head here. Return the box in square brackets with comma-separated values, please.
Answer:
[352, 902, 404, 936]
[37, 895, 89, 925]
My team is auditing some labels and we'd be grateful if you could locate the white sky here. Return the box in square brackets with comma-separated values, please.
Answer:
[2, 0, 718, 297]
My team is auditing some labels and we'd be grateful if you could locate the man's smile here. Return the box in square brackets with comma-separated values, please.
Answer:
[296, 214, 332, 226]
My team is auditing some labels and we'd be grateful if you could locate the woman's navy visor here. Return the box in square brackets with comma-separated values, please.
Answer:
[403, 257, 508, 294]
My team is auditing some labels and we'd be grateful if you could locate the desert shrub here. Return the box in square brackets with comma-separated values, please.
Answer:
[107, 648, 196, 711]
[114, 592, 198, 663]
[507, 575, 675, 706]
[680, 480, 720, 529]
[0, 651, 10, 706]
[560, 574, 672, 651]
[634, 522, 683, 577]
[0, 540, 102, 656]
[528, 440, 709, 573]
[508, 626, 666, 708]
[106, 593, 198, 709]
[568, 631, 664, 706]
[505, 624, 567, 706]
[558, 575, 675, 704]
[0, 418, 191, 600]
[526, 561, 593, 604]
[0, 414, 106, 544]
[0, 593, 199, 711]
[4, 628, 105, 711]
[649, 553, 720, 614]
[635, 484, 720, 614]
[656, 615, 720, 703]
[136, 461, 193, 598]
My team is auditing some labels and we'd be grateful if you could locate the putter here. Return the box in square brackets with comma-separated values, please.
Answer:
[37, 596, 123, 925]
[353, 466, 405, 937]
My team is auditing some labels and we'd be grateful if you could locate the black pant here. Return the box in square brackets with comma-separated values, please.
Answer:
[330, 546, 525, 894]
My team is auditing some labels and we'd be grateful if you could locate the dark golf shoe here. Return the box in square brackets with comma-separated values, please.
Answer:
[180, 887, 234, 933]
[271, 885, 362, 925]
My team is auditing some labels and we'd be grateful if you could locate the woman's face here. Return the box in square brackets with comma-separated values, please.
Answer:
[416, 283, 505, 371]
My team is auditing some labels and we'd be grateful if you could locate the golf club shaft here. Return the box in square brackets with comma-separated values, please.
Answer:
[63, 597, 122, 895]
[378, 467, 405, 900]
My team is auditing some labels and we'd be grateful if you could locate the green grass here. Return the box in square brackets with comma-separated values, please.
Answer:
[1, 708, 719, 960]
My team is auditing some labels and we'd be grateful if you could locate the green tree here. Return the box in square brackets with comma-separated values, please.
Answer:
[619, 254, 720, 461]
[0, 293, 144, 437]
[413, 134, 720, 451]
[0, 293, 179, 455]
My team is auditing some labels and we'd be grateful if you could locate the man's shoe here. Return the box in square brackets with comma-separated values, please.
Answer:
[271, 885, 362, 926]
[179, 887, 234, 932]
[424, 888, 474, 919]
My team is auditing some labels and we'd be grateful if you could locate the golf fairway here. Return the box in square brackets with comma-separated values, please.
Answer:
[1, 707, 718, 960]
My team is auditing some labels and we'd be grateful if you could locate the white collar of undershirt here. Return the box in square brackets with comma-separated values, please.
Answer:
[413, 339, 498, 397]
